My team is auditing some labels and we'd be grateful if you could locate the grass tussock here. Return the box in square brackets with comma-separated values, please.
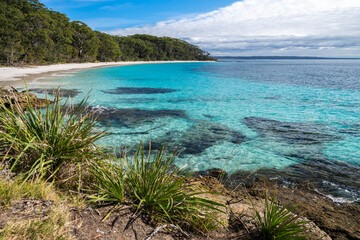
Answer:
[0, 88, 106, 183]
[89, 144, 225, 232]
[251, 193, 308, 240]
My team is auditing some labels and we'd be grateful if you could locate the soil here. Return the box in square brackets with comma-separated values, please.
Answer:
[1, 175, 349, 240]
[68, 175, 332, 240]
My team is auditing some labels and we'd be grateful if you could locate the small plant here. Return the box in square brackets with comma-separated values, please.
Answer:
[0, 88, 106, 183]
[89, 143, 225, 232]
[251, 193, 307, 240]
[88, 158, 125, 217]
[125, 145, 224, 228]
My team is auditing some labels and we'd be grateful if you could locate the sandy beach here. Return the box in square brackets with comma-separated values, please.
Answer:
[0, 61, 202, 87]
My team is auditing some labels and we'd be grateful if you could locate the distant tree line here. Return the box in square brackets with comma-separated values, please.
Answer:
[0, 0, 214, 65]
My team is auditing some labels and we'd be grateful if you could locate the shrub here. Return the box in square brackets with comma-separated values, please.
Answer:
[0, 88, 106, 183]
[251, 193, 307, 240]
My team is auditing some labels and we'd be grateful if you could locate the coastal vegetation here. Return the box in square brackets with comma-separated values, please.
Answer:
[251, 193, 307, 240]
[0, 0, 214, 65]
[0, 89, 105, 185]
[0, 89, 313, 239]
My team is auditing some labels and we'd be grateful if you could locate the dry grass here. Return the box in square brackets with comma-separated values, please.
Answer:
[0, 177, 59, 208]
[0, 204, 74, 240]
[0, 178, 81, 240]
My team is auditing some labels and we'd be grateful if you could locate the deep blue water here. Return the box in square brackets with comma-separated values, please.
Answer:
[30, 59, 360, 202]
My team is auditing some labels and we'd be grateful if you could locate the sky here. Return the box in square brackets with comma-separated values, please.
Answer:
[42, 0, 360, 57]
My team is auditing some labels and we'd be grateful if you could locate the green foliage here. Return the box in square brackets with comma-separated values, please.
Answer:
[88, 144, 225, 231]
[0, 89, 106, 182]
[0, 0, 214, 65]
[251, 193, 308, 240]
[89, 159, 125, 205]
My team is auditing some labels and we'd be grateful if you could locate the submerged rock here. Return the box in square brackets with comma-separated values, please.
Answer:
[102, 87, 176, 95]
[27, 88, 82, 98]
[115, 98, 157, 104]
[243, 117, 339, 145]
[178, 121, 246, 154]
[149, 120, 246, 155]
[337, 123, 360, 137]
[263, 95, 282, 100]
[89, 106, 188, 128]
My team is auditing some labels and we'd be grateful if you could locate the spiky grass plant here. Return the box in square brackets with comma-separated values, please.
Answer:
[89, 144, 225, 232]
[251, 193, 307, 240]
[126, 144, 225, 231]
[88, 158, 125, 218]
[0, 88, 105, 183]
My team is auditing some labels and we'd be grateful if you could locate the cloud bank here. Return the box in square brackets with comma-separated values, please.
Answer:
[108, 0, 360, 56]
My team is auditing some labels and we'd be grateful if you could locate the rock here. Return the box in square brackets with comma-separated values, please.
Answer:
[194, 168, 228, 180]
[0, 89, 50, 111]
[87, 106, 188, 128]
[146, 120, 246, 155]
[176, 120, 246, 155]
[243, 117, 339, 145]
[239, 177, 360, 240]
[27, 88, 82, 98]
[191, 176, 332, 240]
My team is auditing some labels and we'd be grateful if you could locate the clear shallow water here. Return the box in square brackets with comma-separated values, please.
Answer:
[30, 60, 360, 202]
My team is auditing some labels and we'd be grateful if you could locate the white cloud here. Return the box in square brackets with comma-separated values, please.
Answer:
[108, 0, 360, 57]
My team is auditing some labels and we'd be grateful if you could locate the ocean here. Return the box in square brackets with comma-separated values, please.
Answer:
[30, 59, 360, 202]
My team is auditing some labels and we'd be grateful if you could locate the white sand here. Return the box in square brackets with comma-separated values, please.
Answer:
[0, 61, 201, 86]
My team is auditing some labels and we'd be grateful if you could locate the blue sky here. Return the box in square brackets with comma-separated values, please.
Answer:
[42, 0, 237, 30]
[42, 0, 360, 57]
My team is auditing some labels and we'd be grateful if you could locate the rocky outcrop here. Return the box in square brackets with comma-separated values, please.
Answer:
[0, 87, 50, 111]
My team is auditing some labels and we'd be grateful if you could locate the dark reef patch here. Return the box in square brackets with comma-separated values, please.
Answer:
[27, 88, 82, 98]
[89, 106, 188, 128]
[148, 120, 246, 155]
[168, 98, 196, 103]
[203, 114, 214, 119]
[337, 123, 360, 137]
[263, 95, 282, 100]
[243, 117, 339, 145]
[102, 87, 176, 95]
[115, 98, 157, 104]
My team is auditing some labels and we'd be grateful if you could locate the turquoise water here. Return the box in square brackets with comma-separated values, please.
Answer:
[30, 60, 360, 202]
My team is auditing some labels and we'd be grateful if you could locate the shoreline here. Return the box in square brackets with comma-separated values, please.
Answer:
[0, 61, 208, 88]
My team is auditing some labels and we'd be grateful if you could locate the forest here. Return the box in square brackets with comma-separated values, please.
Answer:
[0, 0, 214, 65]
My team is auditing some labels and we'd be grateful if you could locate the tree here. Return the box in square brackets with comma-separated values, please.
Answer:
[95, 31, 121, 62]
